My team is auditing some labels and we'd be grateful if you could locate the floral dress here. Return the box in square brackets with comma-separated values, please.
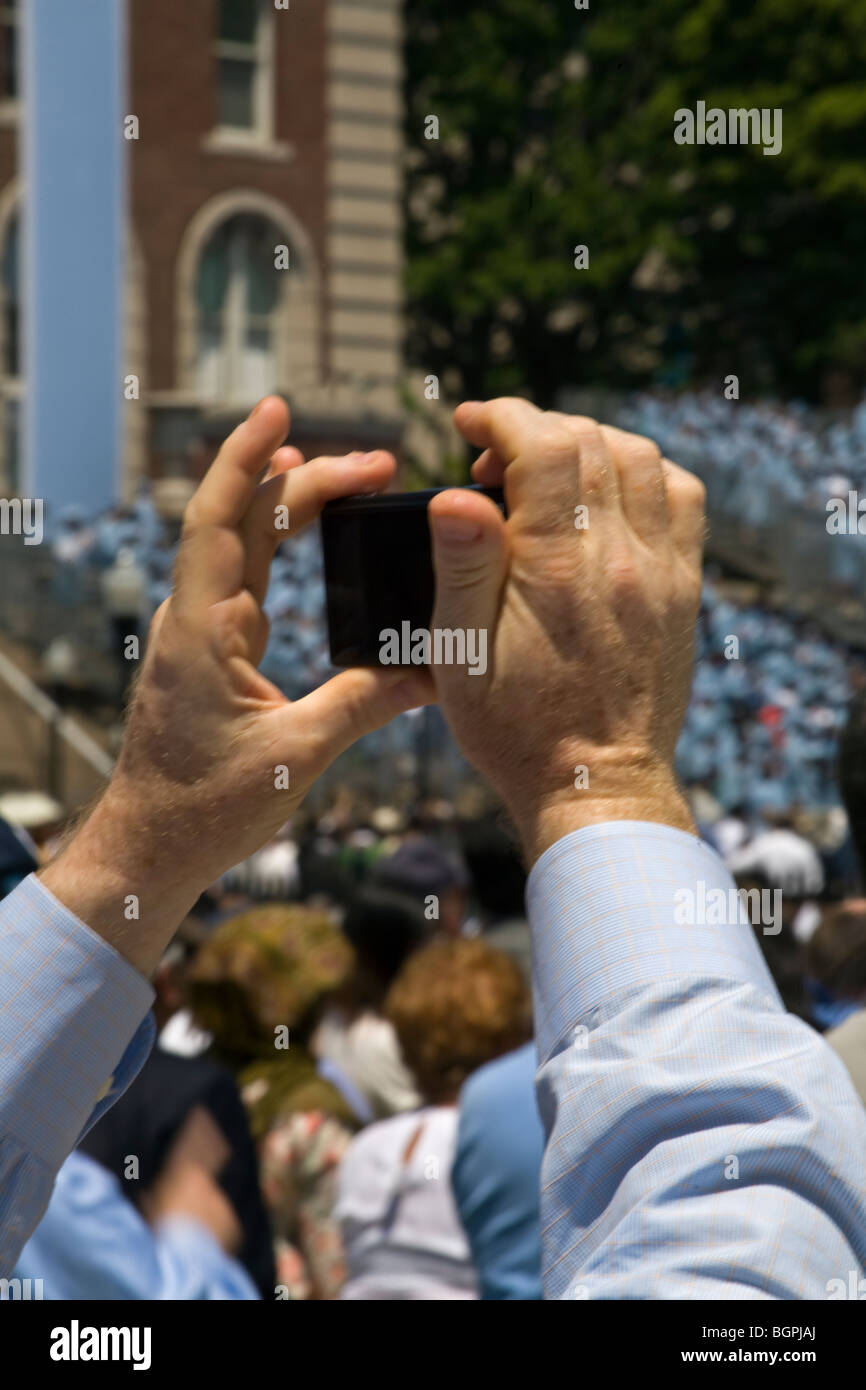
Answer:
[260, 1110, 355, 1300]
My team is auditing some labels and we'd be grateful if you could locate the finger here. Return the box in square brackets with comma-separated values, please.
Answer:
[263, 444, 305, 483]
[186, 396, 290, 530]
[469, 448, 508, 486]
[428, 490, 508, 663]
[237, 447, 305, 607]
[241, 450, 397, 604]
[460, 402, 620, 532]
[288, 666, 436, 773]
[547, 413, 622, 513]
[174, 397, 290, 614]
[663, 458, 707, 565]
[454, 398, 543, 462]
[599, 424, 669, 546]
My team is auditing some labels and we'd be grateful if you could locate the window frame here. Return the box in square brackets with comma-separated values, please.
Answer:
[195, 213, 285, 408]
[213, 0, 274, 144]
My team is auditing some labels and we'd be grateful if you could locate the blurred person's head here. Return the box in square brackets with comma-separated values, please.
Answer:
[341, 884, 429, 1007]
[459, 815, 526, 924]
[188, 903, 357, 1135]
[373, 836, 468, 936]
[188, 903, 353, 1062]
[806, 900, 866, 1004]
[385, 938, 531, 1105]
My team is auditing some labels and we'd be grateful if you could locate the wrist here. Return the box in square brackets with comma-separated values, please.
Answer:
[506, 751, 693, 865]
[40, 778, 205, 976]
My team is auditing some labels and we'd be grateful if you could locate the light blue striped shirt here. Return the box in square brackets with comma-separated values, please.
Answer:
[527, 822, 866, 1299]
[0, 874, 154, 1276]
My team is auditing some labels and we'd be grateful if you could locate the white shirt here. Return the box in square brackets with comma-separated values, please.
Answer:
[312, 1007, 421, 1118]
[336, 1107, 478, 1300]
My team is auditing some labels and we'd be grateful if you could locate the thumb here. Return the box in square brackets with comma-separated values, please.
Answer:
[290, 666, 435, 772]
[428, 489, 508, 641]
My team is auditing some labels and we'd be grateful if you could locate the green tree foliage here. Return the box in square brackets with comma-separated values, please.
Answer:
[405, 0, 866, 405]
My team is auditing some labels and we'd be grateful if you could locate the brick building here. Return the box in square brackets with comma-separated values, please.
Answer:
[0, 0, 405, 498]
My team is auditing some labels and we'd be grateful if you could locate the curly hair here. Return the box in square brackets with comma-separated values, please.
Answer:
[385, 937, 532, 1103]
[189, 903, 354, 1058]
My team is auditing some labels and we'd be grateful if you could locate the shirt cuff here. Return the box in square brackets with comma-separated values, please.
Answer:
[0, 873, 156, 1172]
[526, 821, 781, 1062]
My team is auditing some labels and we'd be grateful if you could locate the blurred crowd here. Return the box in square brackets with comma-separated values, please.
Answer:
[620, 389, 866, 525]
[43, 483, 866, 815]
[3, 702, 866, 1300]
[680, 572, 866, 815]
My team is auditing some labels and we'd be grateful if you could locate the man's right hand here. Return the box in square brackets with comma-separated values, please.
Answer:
[40, 397, 433, 975]
[428, 399, 706, 863]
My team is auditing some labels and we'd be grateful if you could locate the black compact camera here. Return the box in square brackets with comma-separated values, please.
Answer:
[321, 485, 505, 666]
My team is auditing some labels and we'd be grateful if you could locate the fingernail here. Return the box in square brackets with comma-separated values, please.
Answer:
[432, 515, 482, 542]
[249, 398, 267, 419]
[356, 451, 381, 464]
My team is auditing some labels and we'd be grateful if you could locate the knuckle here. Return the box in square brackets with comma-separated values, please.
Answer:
[559, 413, 604, 446]
[558, 412, 598, 436]
[675, 471, 706, 510]
[664, 459, 705, 506]
[538, 416, 589, 461]
[612, 560, 641, 597]
[690, 475, 707, 508]
[603, 425, 661, 464]
[605, 543, 643, 598]
[634, 434, 662, 465]
[579, 455, 614, 494]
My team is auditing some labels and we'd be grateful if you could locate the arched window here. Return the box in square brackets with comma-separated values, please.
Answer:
[195, 212, 283, 404]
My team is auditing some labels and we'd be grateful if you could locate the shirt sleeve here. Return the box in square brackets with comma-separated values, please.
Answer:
[452, 1046, 545, 1301]
[9, 1149, 258, 1301]
[0, 873, 156, 1275]
[527, 821, 866, 1300]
